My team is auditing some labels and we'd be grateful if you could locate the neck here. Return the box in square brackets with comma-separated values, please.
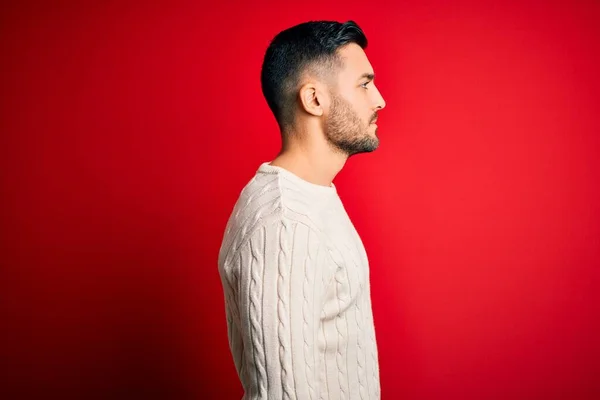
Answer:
[269, 131, 348, 187]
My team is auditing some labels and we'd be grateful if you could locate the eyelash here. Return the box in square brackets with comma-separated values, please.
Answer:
[360, 81, 371, 89]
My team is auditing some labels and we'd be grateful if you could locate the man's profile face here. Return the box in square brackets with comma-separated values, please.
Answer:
[324, 43, 386, 156]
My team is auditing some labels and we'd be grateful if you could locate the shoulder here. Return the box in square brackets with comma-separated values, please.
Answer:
[218, 166, 339, 267]
[220, 206, 327, 267]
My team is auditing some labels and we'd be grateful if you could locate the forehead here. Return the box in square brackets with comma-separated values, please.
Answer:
[335, 43, 374, 78]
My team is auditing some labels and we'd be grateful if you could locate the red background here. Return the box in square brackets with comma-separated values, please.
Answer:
[1, 1, 599, 399]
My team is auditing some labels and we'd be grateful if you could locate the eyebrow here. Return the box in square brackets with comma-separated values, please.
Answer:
[358, 73, 375, 81]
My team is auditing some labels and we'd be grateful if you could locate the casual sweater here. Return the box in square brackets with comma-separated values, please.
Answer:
[218, 162, 380, 400]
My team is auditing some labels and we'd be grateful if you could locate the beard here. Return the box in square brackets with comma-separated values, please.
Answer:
[324, 93, 379, 156]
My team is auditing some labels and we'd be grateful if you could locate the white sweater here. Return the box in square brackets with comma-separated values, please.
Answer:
[218, 162, 380, 400]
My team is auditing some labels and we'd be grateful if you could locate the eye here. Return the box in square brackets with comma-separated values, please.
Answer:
[360, 81, 371, 89]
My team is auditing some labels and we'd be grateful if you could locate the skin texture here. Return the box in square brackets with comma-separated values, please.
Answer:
[270, 43, 386, 186]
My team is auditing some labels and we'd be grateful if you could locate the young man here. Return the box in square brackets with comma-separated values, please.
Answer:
[218, 20, 386, 400]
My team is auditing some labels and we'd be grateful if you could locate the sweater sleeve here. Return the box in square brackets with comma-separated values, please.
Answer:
[223, 217, 330, 400]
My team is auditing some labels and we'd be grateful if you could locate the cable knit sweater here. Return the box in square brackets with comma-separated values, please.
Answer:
[218, 162, 380, 400]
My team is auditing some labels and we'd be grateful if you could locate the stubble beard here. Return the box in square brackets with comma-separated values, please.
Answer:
[324, 93, 379, 157]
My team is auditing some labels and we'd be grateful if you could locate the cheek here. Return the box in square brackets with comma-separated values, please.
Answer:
[351, 92, 370, 115]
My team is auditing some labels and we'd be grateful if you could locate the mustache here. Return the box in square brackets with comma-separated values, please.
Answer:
[370, 113, 378, 123]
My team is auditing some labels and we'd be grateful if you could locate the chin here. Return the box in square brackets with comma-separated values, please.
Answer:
[361, 138, 380, 154]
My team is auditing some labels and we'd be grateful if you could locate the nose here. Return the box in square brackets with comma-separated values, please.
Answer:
[373, 85, 386, 111]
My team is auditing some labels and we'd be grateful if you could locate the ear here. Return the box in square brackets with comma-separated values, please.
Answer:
[298, 82, 327, 117]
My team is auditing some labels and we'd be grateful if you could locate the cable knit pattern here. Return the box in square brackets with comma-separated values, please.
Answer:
[248, 234, 267, 397]
[354, 270, 369, 400]
[334, 270, 349, 400]
[277, 220, 294, 399]
[218, 162, 381, 400]
[303, 230, 317, 400]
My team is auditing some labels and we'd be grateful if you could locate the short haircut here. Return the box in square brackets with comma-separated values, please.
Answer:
[260, 20, 368, 131]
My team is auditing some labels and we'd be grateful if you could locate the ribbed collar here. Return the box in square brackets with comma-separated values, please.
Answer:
[257, 162, 338, 197]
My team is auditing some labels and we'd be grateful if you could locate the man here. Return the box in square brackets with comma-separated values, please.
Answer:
[218, 20, 386, 400]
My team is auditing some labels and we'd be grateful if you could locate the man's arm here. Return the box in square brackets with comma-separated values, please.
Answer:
[228, 217, 329, 399]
